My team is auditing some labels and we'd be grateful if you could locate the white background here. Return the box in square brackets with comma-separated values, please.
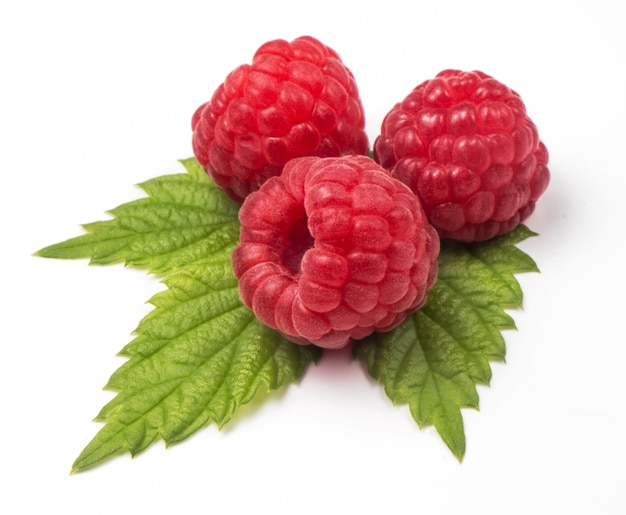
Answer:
[2, 0, 625, 513]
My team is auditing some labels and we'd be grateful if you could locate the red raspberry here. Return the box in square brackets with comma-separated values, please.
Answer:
[231, 155, 439, 349]
[192, 36, 369, 202]
[373, 70, 550, 241]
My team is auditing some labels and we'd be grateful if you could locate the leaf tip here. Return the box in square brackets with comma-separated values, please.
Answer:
[69, 463, 87, 475]
[32, 244, 55, 259]
[70, 459, 86, 475]
[445, 435, 466, 463]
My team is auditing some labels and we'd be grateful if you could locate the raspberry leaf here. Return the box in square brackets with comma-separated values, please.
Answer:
[72, 258, 320, 472]
[35, 159, 321, 472]
[35, 158, 240, 274]
[354, 225, 538, 461]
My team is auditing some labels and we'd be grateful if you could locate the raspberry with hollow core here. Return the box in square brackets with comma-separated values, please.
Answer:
[231, 155, 440, 349]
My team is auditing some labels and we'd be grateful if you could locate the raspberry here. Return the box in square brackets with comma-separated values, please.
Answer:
[231, 155, 439, 349]
[373, 70, 550, 241]
[192, 36, 369, 202]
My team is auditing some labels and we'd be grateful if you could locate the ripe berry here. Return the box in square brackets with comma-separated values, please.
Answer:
[192, 36, 369, 202]
[231, 155, 439, 349]
[373, 70, 550, 241]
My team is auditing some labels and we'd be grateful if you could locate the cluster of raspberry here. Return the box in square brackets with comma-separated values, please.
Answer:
[191, 36, 550, 349]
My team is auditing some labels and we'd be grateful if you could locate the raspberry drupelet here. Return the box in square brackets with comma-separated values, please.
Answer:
[231, 155, 440, 349]
[192, 36, 369, 202]
[374, 70, 550, 241]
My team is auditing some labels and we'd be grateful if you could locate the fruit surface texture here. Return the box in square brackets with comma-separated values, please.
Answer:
[374, 70, 550, 241]
[192, 36, 369, 202]
[232, 155, 440, 349]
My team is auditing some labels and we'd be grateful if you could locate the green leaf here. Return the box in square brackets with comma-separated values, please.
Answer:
[35, 158, 240, 275]
[35, 158, 321, 472]
[354, 225, 539, 461]
[72, 257, 320, 473]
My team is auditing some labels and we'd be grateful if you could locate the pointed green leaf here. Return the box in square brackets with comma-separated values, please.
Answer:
[35, 158, 240, 275]
[71, 251, 321, 473]
[354, 225, 539, 461]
